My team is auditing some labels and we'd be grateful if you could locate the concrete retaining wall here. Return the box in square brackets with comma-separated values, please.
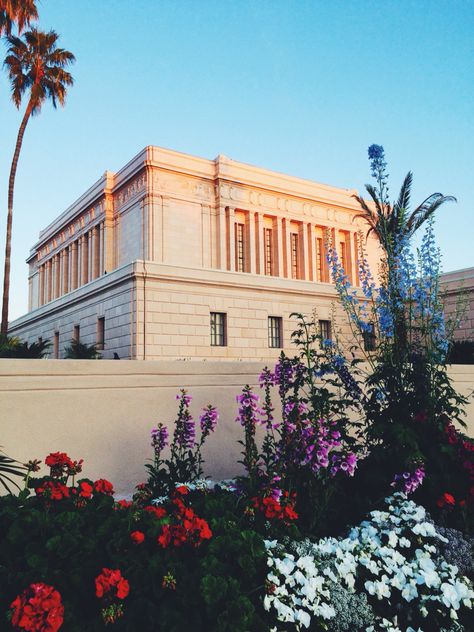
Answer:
[1, 360, 473, 496]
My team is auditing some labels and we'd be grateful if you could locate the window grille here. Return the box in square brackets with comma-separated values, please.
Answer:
[291, 233, 299, 279]
[319, 319, 331, 342]
[210, 312, 226, 346]
[235, 223, 245, 272]
[264, 228, 273, 275]
[268, 316, 283, 348]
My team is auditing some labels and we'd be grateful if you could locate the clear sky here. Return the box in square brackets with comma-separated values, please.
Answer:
[1, 0, 473, 320]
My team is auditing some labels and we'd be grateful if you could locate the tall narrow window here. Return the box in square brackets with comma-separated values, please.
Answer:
[340, 241, 347, 274]
[353, 236, 360, 287]
[291, 233, 299, 279]
[235, 223, 245, 272]
[97, 317, 105, 350]
[316, 238, 323, 281]
[268, 316, 283, 348]
[210, 312, 226, 346]
[319, 319, 331, 343]
[264, 228, 273, 275]
[53, 332, 59, 359]
[73, 325, 80, 342]
[363, 323, 376, 351]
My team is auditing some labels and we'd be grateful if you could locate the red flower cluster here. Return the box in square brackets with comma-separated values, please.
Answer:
[10, 583, 64, 632]
[93, 479, 114, 496]
[44, 452, 74, 477]
[157, 489, 212, 548]
[436, 492, 466, 509]
[437, 492, 456, 509]
[130, 530, 145, 545]
[95, 568, 129, 600]
[115, 499, 132, 510]
[251, 491, 298, 523]
[35, 481, 70, 501]
[443, 421, 474, 504]
[144, 505, 167, 519]
[76, 481, 93, 499]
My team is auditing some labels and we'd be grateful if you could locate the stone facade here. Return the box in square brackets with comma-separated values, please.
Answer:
[441, 267, 474, 341]
[10, 146, 381, 359]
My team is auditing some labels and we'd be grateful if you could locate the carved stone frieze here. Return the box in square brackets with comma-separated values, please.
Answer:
[116, 172, 147, 208]
[153, 172, 212, 201]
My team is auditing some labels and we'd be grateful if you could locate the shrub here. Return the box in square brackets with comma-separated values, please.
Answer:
[0, 334, 50, 358]
[63, 339, 101, 359]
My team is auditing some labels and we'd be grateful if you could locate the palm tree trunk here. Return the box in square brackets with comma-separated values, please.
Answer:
[1, 98, 34, 334]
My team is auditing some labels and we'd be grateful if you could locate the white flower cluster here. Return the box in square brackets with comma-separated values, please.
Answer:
[264, 540, 335, 630]
[264, 493, 473, 631]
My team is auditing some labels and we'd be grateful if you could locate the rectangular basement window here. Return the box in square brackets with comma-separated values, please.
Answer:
[73, 325, 80, 342]
[96, 317, 105, 350]
[210, 312, 226, 346]
[319, 319, 331, 343]
[268, 316, 283, 348]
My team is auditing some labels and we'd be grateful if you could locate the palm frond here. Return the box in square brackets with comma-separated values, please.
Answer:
[407, 194, 457, 236]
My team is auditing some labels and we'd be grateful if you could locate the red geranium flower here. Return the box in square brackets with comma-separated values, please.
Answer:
[115, 499, 133, 510]
[144, 505, 167, 519]
[44, 452, 74, 478]
[93, 479, 114, 496]
[95, 568, 129, 600]
[437, 492, 456, 508]
[10, 582, 64, 632]
[78, 481, 93, 499]
[175, 485, 189, 495]
[130, 530, 145, 545]
[35, 481, 70, 501]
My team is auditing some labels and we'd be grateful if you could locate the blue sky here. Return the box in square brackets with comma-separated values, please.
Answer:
[1, 0, 473, 319]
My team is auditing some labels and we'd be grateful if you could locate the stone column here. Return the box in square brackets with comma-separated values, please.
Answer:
[63, 247, 69, 294]
[81, 234, 89, 285]
[307, 224, 316, 281]
[58, 252, 62, 298]
[87, 230, 93, 282]
[77, 237, 82, 287]
[248, 212, 256, 274]
[38, 265, 44, 306]
[104, 218, 115, 273]
[226, 206, 236, 271]
[274, 217, 284, 277]
[283, 218, 292, 278]
[345, 232, 353, 285]
[201, 205, 211, 268]
[90, 227, 96, 279]
[98, 223, 104, 276]
[71, 241, 78, 290]
[300, 222, 309, 280]
[353, 232, 360, 286]
[47, 259, 53, 302]
[217, 205, 227, 270]
[51, 256, 57, 300]
[255, 213, 265, 275]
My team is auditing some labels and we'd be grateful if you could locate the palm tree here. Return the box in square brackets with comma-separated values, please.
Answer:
[0, 0, 38, 36]
[354, 144, 456, 256]
[1, 29, 75, 334]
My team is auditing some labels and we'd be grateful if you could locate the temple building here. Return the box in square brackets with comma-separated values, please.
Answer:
[441, 267, 474, 341]
[9, 146, 381, 359]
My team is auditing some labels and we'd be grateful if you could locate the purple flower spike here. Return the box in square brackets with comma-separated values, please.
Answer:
[391, 465, 425, 494]
[151, 423, 168, 456]
[200, 405, 219, 437]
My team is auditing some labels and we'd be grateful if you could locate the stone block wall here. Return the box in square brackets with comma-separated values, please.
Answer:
[1, 359, 472, 497]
